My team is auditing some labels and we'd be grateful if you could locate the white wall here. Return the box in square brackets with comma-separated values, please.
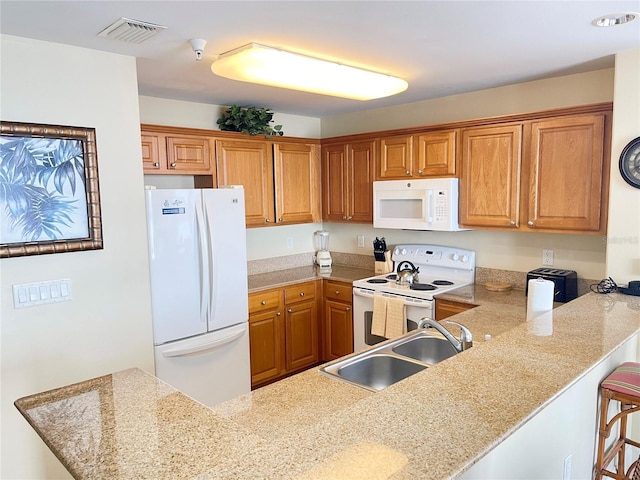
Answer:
[607, 48, 640, 284]
[0, 35, 155, 479]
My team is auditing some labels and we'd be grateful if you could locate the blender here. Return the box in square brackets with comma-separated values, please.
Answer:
[314, 230, 332, 270]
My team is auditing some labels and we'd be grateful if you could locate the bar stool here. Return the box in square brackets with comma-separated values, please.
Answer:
[595, 362, 640, 480]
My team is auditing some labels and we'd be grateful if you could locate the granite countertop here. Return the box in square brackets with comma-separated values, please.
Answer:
[15, 290, 640, 479]
[248, 264, 375, 292]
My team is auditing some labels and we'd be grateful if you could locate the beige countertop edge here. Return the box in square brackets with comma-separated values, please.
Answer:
[248, 264, 375, 292]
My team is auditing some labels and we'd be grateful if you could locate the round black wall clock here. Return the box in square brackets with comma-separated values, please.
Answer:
[619, 136, 640, 188]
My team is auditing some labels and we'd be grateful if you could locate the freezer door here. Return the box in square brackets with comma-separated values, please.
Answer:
[203, 188, 249, 332]
[153, 323, 251, 407]
[146, 189, 206, 345]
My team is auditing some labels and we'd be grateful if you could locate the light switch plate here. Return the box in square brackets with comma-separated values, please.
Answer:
[13, 279, 72, 309]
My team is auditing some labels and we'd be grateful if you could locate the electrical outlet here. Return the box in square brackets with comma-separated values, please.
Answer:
[563, 454, 572, 480]
[357, 235, 365, 248]
[542, 249, 554, 266]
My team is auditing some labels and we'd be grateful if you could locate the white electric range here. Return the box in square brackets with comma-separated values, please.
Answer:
[352, 244, 476, 351]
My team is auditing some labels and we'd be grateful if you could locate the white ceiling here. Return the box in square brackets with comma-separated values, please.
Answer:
[1, 1, 639, 117]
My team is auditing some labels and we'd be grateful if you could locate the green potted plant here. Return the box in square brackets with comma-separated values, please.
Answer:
[217, 104, 284, 137]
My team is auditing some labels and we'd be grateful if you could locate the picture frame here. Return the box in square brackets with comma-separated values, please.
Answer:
[0, 121, 103, 258]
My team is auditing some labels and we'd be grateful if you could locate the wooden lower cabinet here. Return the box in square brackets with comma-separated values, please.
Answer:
[248, 281, 319, 388]
[323, 280, 354, 361]
[434, 298, 477, 321]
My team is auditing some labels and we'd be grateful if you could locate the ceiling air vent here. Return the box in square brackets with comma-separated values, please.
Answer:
[97, 17, 167, 44]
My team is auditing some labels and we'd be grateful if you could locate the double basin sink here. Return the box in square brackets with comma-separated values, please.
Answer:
[320, 330, 459, 392]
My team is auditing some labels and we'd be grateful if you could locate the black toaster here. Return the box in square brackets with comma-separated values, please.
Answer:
[526, 268, 578, 303]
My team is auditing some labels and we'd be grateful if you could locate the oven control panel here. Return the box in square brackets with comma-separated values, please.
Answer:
[392, 244, 475, 271]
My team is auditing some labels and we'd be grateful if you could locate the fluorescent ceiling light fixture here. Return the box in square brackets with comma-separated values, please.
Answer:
[211, 43, 408, 100]
[591, 12, 638, 26]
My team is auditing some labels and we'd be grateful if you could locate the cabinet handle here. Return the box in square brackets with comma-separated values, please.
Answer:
[265, 218, 271, 223]
[276, 312, 281, 316]
[279, 217, 283, 222]
[405, 170, 411, 175]
[299, 292, 304, 297]
[335, 290, 340, 295]
[347, 216, 353, 220]
[509, 220, 516, 226]
[261, 300, 267, 305]
[287, 308, 292, 313]
[170, 163, 177, 168]
[346, 307, 351, 312]
[342, 216, 347, 220]
[527, 221, 534, 227]
[418, 170, 423, 174]
[153, 162, 159, 167]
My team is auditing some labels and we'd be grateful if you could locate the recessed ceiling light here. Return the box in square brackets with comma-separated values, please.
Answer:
[591, 12, 638, 27]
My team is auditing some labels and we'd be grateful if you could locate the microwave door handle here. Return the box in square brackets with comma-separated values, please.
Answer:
[427, 189, 434, 224]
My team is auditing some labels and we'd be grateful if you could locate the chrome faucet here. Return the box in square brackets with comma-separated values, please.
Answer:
[417, 318, 473, 352]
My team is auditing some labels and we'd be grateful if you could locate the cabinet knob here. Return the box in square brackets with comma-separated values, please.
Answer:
[509, 220, 516, 226]
[276, 312, 281, 316]
[346, 307, 351, 312]
[279, 217, 283, 222]
[153, 162, 159, 167]
[265, 218, 271, 223]
[418, 170, 423, 174]
[527, 221, 534, 227]
[342, 216, 347, 220]
[299, 292, 304, 297]
[261, 300, 267, 305]
[405, 170, 411, 175]
[347, 216, 353, 220]
[335, 290, 340, 295]
[170, 163, 177, 168]
[287, 308, 292, 313]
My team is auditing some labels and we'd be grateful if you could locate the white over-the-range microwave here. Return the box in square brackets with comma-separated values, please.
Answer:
[373, 178, 465, 231]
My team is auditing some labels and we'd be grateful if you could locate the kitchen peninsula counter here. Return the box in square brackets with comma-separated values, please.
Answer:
[15, 291, 640, 479]
[248, 264, 374, 292]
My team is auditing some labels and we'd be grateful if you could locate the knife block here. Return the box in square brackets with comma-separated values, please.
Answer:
[375, 251, 393, 274]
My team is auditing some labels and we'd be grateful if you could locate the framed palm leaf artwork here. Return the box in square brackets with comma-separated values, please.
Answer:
[0, 121, 103, 258]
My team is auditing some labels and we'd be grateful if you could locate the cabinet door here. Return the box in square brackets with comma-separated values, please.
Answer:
[348, 140, 375, 222]
[141, 133, 163, 172]
[249, 309, 285, 387]
[526, 114, 606, 232]
[284, 299, 319, 372]
[166, 135, 213, 173]
[324, 299, 353, 360]
[273, 143, 320, 225]
[435, 299, 476, 321]
[322, 143, 348, 222]
[415, 130, 457, 177]
[216, 140, 274, 227]
[377, 135, 414, 179]
[459, 125, 523, 228]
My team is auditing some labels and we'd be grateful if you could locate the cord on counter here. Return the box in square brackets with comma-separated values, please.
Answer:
[590, 277, 618, 294]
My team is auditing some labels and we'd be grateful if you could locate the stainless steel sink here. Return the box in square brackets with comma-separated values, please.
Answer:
[320, 330, 460, 392]
[392, 336, 458, 364]
[336, 354, 427, 391]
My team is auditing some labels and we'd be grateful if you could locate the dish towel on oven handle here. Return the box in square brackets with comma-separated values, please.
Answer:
[385, 296, 407, 339]
[371, 293, 387, 337]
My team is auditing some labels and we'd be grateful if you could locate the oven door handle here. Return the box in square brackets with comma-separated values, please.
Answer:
[353, 287, 433, 307]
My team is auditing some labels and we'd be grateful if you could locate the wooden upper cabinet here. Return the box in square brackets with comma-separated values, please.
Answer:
[322, 140, 375, 223]
[459, 124, 523, 228]
[377, 135, 414, 179]
[141, 128, 214, 177]
[414, 130, 458, 177]
[273, 143, 321, 225]
[215, 139, 274, 227]
[525, 114, 606, 232]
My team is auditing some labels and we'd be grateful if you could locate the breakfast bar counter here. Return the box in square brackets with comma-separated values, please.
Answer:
[15, 291, 640, 479]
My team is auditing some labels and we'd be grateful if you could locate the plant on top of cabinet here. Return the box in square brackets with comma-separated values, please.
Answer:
[217, 105, 284, 137]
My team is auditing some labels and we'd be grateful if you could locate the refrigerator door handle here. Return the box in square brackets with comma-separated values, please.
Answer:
[161, 326, 246, 357]
[196, 199, 210, 324]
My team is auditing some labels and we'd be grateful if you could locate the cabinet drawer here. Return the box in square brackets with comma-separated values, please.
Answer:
[249, 289, 281, 314]
[325, 281, 352, 302]
[284, 282, 316, 304]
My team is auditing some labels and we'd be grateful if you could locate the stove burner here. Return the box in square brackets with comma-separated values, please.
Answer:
[432, 280, 454, 286]
[367, 278, 388, 284]
[410, 283, 437, 291]
[386, 274, 398, 280]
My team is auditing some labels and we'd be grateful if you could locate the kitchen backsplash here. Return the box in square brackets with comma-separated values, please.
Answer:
[248, 253, 597, 297]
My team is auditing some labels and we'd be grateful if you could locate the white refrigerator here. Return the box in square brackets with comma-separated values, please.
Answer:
[145, 187, 250, 407]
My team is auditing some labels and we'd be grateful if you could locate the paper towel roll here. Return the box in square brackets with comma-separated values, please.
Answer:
[526, 278, 554, 320]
